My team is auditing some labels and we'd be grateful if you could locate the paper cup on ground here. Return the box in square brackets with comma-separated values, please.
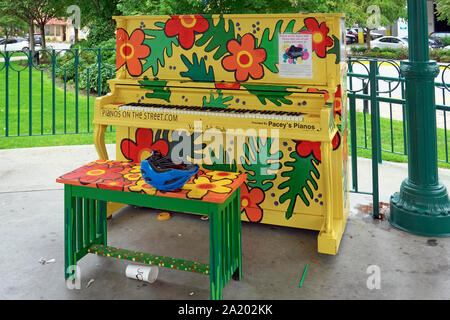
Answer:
[126, 264, 159, 283]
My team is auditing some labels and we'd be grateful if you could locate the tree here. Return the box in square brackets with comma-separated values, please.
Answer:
[72, 0, 121, 46]
[0, 14, 27, 51]
[342, 0, 407, 49]
[435, 0, 450, 23]
[34, 0, 67, 49]
[0, 0, 38, 52]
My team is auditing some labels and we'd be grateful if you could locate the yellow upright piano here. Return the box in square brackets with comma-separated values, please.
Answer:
[93, 13, 349, 255]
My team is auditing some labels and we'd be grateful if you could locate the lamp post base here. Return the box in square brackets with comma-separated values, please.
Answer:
[389, 179, 450, 237]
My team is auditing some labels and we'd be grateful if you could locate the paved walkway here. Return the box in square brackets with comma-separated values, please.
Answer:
[0, 145, 449, 299]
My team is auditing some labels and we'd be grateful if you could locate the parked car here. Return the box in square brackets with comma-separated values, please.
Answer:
[402, 37, 444, 49]
[370, 36, 408, 49]
[346, 33, 358, 44]
[27, 34, 42, 46]
[429, 31, 450, 40]
[347, 28, 383, 43]
[0, 37, 41, 52]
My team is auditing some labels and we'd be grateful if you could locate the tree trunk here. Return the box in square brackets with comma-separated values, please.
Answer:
[366, 29, 372, 50]
[28, 20, 35, 53]
[74, 28, 79, 44]
[39, 24, 46, 49]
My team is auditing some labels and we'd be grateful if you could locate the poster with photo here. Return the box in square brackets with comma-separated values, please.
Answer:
[278, 33, 313, 79]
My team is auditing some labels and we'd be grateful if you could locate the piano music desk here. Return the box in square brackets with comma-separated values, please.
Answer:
[57, 160, 245, 300]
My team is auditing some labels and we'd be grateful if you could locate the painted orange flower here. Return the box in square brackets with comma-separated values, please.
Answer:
[164, 15, 209, 49]
[222, 33, 267, 82]
[301, 18, 333, 58]
[240, 183, 264, 223]
[116, 28, 150, 76]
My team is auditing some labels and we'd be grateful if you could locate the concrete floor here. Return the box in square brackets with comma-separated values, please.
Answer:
[0, 145, 449, 300]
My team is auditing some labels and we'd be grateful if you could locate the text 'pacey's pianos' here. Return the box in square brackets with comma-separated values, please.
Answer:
[93, 13, 349, 254]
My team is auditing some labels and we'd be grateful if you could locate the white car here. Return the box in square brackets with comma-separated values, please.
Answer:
[370, 36, 408, 50]
[0, 37, 41, 52]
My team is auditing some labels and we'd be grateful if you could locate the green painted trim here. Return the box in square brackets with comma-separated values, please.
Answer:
[88, 244, 210, 275]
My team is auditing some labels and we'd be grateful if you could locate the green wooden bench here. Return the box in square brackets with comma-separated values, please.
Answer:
[57, 159, 245, 300]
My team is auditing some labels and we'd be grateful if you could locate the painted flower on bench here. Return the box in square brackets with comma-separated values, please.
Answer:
[128, 179, 157, 195]
[59, 163, 124, 185]
[206, 171, 240, 180]
[182, 176, 232, 200]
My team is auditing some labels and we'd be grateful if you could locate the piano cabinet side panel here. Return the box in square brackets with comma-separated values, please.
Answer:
[114, 126, 349, 230]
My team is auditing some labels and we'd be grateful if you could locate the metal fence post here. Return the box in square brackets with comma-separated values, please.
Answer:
[4, 51, 9, 137]
[369, 60, 380, 218]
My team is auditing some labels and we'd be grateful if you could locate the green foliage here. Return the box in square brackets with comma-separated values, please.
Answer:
[435, 0, 450, 23]
[242, 84, 295, 106]
[180, 53, 215, 82]
[202, 91, 234, 108]
[350, 47, 449, 62]
[442, 37, 450, 47]
[278, 152, 320, 220]
[195, 15, 236, 60]
[240, 137, 282, 192]
[142, 22, 179, 76]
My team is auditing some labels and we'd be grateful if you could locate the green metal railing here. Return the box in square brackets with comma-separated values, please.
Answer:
[0, 48, 116, 137]
[347, 57, 450, 217]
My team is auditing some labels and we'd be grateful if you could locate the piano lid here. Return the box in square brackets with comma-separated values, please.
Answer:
[113, 13, 346, 89]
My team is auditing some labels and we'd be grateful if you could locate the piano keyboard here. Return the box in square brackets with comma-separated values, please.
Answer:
[119, 103, 305, 122]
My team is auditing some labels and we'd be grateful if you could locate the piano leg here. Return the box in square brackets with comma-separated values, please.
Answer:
[94, 124, 109, 160]
[318, 140, 339, 255]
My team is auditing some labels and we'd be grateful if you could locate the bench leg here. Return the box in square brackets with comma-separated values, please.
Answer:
[64, 188, 108, 281]
[209, 209, 223, 300]
[64, 185, 76, 279]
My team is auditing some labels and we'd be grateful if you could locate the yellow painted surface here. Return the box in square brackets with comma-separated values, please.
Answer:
[94, 13, 349, 254]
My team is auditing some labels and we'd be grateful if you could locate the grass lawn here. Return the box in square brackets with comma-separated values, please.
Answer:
[0, 60, 448, 168]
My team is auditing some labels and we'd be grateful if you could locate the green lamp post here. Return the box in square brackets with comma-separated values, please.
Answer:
[389, 0, 450, 236]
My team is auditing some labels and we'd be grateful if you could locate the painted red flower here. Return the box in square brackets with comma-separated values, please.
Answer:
[116, 28, 150, 77]
[333, 85, 342, 117]
[241, 183, 265, 223]
[222, 33, 267, 82]
[301, 18, 334, 58]
[164, 15, 209, 49]
[60, 163, 124, 185]
[121, 128, 169, 162]
[307, 88, 330, 103]
[295, 133, 340, 162]
[214, 82, 241, 90]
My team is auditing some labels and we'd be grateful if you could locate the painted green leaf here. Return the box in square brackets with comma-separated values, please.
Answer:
[326, 35, 341, 64]
[203, 148, 237, 173]
[202, 90, 233, 108]
[242, 84, 295, 106]
[278, 151, 320, 220]
[195, 15, 235, 60]
[240, 137, 282, 192]
[180, 53, 215, 82]
[258, 19, 296, 74]
[141, 22, 179, 76]
[139, 79, 172, 102]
